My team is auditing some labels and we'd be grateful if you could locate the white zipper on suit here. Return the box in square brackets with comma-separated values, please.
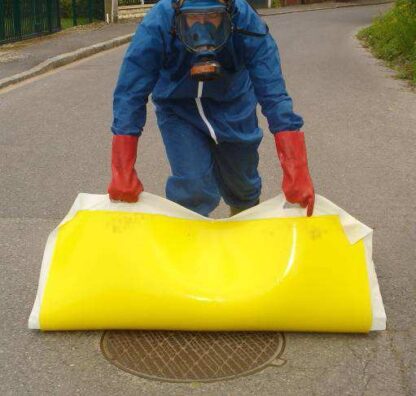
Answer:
[195, 81, 218, 144]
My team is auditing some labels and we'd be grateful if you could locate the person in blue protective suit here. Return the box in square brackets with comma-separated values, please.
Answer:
[108, 0, 315, 217]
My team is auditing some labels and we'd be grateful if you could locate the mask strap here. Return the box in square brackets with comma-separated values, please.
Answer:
[170, 0, 181, 36]
[233, 24, 269, 37]
[229, 0, 268, 37]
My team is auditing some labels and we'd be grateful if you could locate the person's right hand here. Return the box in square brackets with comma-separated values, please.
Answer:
[108, 135, 143, 203]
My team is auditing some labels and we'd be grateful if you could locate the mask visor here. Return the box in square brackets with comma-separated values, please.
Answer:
[176, 9, 231, 53]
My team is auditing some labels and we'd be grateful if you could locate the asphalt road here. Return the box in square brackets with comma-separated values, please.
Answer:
[1, 3, 415, 395]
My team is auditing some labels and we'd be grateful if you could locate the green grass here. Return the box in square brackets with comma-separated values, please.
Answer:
[60, 17, 91, 29]
[357, 0, 416, 85]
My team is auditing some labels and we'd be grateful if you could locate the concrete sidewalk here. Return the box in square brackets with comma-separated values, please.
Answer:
[0, 21, 139, 82]
[0, 0, 392, 89]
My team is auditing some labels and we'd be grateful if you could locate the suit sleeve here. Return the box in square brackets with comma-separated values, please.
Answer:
[239, 3, 304, 133]
[111, 17, 164, 136]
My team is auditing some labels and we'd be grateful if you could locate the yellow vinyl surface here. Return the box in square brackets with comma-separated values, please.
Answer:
[39, 211, 372, 332]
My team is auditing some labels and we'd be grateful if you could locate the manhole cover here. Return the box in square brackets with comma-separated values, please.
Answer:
[101, 331, 286, 383]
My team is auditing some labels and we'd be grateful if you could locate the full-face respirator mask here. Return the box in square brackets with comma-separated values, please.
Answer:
[173, 0, 232, 81]
[171, 0, 269, 81]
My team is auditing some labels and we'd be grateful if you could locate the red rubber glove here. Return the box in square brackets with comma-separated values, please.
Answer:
[108, 135, 143, 203]
[274, 131, 315, 216]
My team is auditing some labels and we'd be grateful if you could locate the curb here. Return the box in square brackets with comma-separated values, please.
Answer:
[0, 33, 134, 91]
[0, 1, 393, 91]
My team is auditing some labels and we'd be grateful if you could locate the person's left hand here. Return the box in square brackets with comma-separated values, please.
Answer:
[274, 131, 315, 216]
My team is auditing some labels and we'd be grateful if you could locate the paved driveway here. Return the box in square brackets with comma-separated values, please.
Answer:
[1, 3, 415, 395]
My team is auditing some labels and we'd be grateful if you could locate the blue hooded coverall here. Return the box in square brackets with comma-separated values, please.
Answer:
[112, 0, 303, 216]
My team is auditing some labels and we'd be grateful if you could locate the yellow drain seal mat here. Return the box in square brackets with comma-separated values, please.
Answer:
[28, 193, 386, 332]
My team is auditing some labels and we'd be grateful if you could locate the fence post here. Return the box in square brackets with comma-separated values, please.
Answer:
[72, 0, 77, 26]
[33, 0, 41, 33]
[46, 0, 53, 32]
[12, 0, 22, 40]
[0, 0, 5, 42]
[57, 0, 61, 29]
[107, 0, 118, 22]
[88, 0, 93, 22]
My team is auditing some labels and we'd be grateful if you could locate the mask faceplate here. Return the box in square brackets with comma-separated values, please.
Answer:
[176, 9, 231, 54]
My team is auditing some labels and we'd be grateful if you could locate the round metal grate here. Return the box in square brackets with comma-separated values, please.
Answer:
[100, 331, 285, 383]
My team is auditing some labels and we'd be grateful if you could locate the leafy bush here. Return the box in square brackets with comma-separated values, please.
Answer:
[357, 0, 416, 84]
[60, 0, 72, 18]
[60, 0, 98, 19]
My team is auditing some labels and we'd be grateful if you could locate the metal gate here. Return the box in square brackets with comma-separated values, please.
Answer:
[0, 0, 61, 44]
